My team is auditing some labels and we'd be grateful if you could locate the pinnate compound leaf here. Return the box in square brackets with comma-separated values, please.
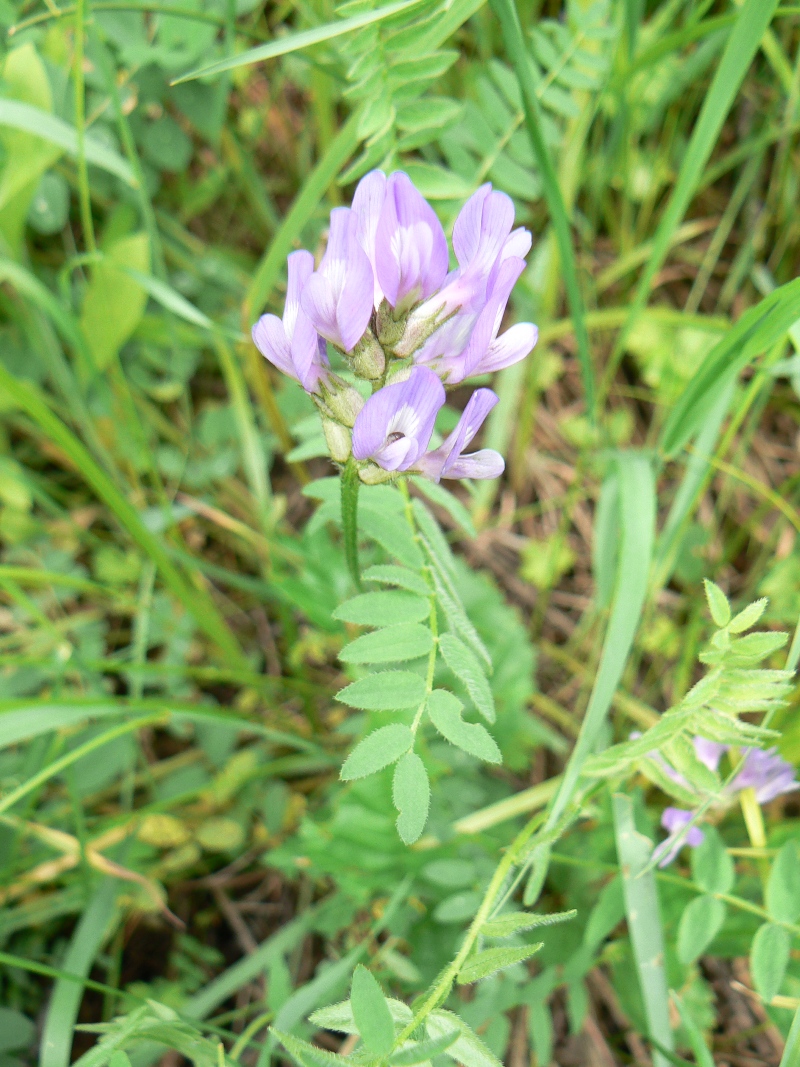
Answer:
[393, 751, 430, 844]
[677, 895, 726, 964]
[273, 1030, 356, 1067]
[333, 591, 430, 627]
[390, 1032, 459, 1066]
[766, 841, 800, 923]
[728, 598, 768, 634]
[310, 998, 412, 1034]
[426, 1010, 503, 1067]
[350, 966, 395, 1056]
[703, 579, 731, 628]
[481, 909, 576, 939]
[457, 943, 543, 984]
[340, 724, 412, 780]
[340, 623, 433, 665]
[363, 564, 430, 596]
[338, 671, 426, 711]
[691, 826, 734, 895]
[427, 690, 500, 763]
[751, 922, 791, 1002]
[438, 634, 495, 723]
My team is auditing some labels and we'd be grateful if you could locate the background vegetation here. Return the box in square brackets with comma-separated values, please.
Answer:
[1, 0, 800, 1063]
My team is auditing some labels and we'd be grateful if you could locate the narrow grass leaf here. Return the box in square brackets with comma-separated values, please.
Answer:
[393, 751, 430, 844]
[779, 1003, 800, 1067]
[340, 724, 413, 780]
[548, 453, 655, 826]
[613, 794, 673, 1067]
[427, 689, 501, 763]
[337, 671, 427, 711]
[350, 966, 396, 1056]
[340, 623, 433, 665]
[670, 993, 715, 1067]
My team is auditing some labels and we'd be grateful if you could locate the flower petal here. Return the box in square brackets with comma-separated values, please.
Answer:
[291, 316, 329, 393]
[352, 170, 387, 308]
[352, 366, 445, 471]
[693, 737, 727, 772]
[284, 249, 315, 338]
[337, 227, 375, 352]
[301, 273, 341, 348]
[442, 449, 505, 480]
[452, 183, 491, 268]
[477, 322, 539, 376]
[252, 314, 296, 380]
[376, 172, 448, 310]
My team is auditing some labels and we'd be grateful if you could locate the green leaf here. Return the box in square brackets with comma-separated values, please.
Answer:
[426, 690, 501, 763]
[108, 1053, 132, 1067]
[703, 579, 731, 628]
[766, 841, 800, 924]
[457, 943, 543, 984]
[426, 1011, 503, 1067]
[310, 997, 412, 1034]
[393, 751, 430, 844]
[0, 1008, 35, 1052]
[750, 922, 790, 1002]
[338, 671, 426, 711]
[27, 171, 69, 235]
[172, 0, 426, 83]
[677, 895, 726, 965]
[670, 993, 715, 1067]
[350, 966, 396, 1056]
[79, 234, 150, 370]
[333, 591, 430, 627]
[592, 469, 619, 608]
[438, 634, 495, 723]
[390, 1033, 459, 1066]
[411, 477, 476, 537]
[340, 725, 413, 781]
[728, 598, 768, 634]
[340, 623, 433, 665]
[778, 1002, 800, 1067]
[481, 909, 576, 939]
[690, 826, 734, 894]
[363, 565, 430, 596]
[273, 1029, 356, 1067]
[613, 794, 673, 1067]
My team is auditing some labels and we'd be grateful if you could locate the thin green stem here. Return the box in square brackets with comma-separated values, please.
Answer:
[74, 0, 96, 254]
[341, 456, 362, 590]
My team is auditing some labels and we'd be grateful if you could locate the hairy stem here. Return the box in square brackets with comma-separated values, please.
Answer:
[341, 457, 362, 590]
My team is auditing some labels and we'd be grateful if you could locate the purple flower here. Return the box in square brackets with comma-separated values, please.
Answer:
[730, 747, 799, 804]
[351, 169, 387, 310]
[352, 366, 445, 473]
[252, 250, 329, 393]
[694, 737, 727, 772]
[300, 208, 374, 353]
[655, 807, 705, 868]
[375, 172, 448, 313]
[417, 388, 504, 481]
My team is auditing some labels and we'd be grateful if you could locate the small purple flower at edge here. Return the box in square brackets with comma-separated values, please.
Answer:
[351, 366, 504, 480]
[655, 807, 705, 868]
[252, 250, 329, 394]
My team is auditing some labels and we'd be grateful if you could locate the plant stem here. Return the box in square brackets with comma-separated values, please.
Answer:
[74, 0, 96, 254]
[341, 457, 362, 590]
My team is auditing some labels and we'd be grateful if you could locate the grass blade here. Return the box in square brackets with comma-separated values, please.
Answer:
[548, 452, 655, 826]
[613, 794, 673, 1067]
[490, 0, 594, 420]
[780, 1004, 800, 1067]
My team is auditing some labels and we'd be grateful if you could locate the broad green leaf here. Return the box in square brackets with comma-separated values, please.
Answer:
[80, 234, 150, 370]
[613, 794, 673, 1067]
[691, 826, 734, 894]
[273, 1029, 356, 1067]
[392, 751, 430, 844]
[333, 591, 430, 627]
[703, 579, 731, 628]
[309, 997, 412, 1035]
[363, 565, 430, 596]
[766, 841, 800, 923]
[457, 943, 543, 984]
[426, 1010, 503, 1067]
[340, 725, 413, 781]
[438, 634, 494, 723]
[728, 598, 768, 634]
[359, 508, 425, 569]
[351, 966, 395, 1056]
[340, 623, 433, 665]
[390, 1033, 458, 1066]
[426, 689, 501, 763]
[337, 671, 426, 711]
[677, 895, 726, 965]
[481, 909, 576, 939]
[750, 922, 790, 1002]
[411, 477, 476, 537]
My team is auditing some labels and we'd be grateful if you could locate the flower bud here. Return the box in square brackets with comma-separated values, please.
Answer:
[318, 375, 364, 427]
[322, 419, 352, 463]
[349, 328, 386, 380]
[376, 299, 407, 350]
[358, 462, 395, 485]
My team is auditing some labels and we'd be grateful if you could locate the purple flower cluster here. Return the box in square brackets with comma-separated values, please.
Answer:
[252, 170, 537, 483]
[653, 736, 798, 867]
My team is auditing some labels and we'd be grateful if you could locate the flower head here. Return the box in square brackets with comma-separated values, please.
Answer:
[730, 746, 799, 804]
[252, 250, 329, 393]
[352, 366, 445, 473]
[300, 208, 374, 353]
